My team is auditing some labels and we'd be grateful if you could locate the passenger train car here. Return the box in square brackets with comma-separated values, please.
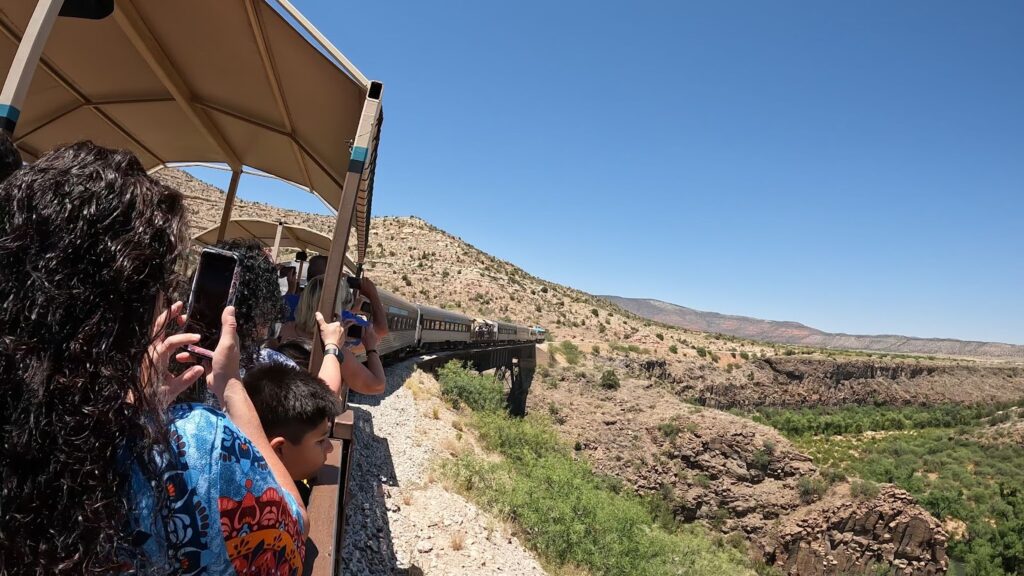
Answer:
[376, 289, 420, 357]
[353, 286, 538, 357]
[417, 304, 474, 350]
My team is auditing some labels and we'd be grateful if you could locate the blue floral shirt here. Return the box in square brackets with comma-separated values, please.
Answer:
[130, 403, 305, 575]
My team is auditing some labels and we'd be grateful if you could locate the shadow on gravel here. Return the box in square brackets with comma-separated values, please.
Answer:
[349, 357, 419, 407]
[341, 404, 400, 574]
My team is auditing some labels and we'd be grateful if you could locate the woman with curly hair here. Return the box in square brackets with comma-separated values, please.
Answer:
[0, 138, 306, 574]
[212, 238, 291, 370]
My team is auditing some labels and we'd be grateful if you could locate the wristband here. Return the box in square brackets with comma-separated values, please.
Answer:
[366, 349, 378, 355]
[324, 344, 343, 363]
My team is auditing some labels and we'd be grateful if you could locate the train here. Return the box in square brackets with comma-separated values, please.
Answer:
[372, 288, 545, 358]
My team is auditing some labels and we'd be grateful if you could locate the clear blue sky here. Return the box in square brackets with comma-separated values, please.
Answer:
[197, 0, 1024, 345]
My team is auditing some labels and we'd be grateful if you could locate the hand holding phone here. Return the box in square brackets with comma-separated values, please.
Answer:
[146, 300, 205, 407]
[183, 248, 241, 359]
[342, 310, 368, 346]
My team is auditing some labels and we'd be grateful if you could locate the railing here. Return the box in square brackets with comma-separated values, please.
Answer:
[304, 410, 354, 576]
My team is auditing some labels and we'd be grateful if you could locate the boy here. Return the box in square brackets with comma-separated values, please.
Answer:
[243, 363, 342, 503]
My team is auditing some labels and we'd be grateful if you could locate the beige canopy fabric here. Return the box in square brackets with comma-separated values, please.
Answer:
[193, 217, 359, 271]
[0, 0, 380, 262]
[194, 218, 332, 255]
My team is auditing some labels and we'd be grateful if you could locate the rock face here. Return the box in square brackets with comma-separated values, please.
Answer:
[670, 356, 1024, 409]
[763, 486, 948, 575]
[537, 379, 950, 575]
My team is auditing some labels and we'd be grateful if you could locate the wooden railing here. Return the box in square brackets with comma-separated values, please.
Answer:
[303, 409, 355, 576]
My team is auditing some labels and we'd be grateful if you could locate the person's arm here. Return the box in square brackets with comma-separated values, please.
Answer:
[360, 277, 389, 337]
[314, 311, 344, 395]
[342, 324, 385, 395]
[210, 307, 308, 531]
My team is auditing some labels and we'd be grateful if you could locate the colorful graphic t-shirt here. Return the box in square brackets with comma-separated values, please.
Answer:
[130, 403, 305, 575]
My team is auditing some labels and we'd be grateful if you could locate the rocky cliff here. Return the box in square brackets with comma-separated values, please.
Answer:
[646, 355, 1024, 409]
[530, 362, 948, 575]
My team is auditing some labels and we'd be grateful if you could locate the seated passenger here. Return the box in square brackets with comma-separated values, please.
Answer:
[281, 265, 300, 322]
[281, 275, 387, 396]
[243, 363, 342, 504]
[306, 254, 328, 283]
[0, 137, 306, 573]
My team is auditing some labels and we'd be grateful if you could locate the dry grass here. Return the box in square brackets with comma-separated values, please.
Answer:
[450, 531, 465, 551]
[440, 436, 463, 456]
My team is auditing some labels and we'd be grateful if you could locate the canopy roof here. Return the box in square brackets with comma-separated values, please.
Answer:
[193, 218, 332, 255]
[193, 217, 359, 271]
[0, 0, 380, 261]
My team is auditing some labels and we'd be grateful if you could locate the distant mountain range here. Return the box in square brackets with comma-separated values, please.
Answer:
[600, 296, 1024, 360]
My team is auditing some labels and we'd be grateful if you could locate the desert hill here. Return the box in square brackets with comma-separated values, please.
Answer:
[603, 296, 1024, 360]
[162, 167, 1024, 410]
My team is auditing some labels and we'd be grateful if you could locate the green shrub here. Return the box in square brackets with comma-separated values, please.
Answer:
[657, 421, 680, 440]
[797, 476, 828, 503]
[655, 333, 664, 341]
[696, 347, 708, 358]
[591, 344, 601, 355]
[591, 308, 599, 317]
[750, 448, 772, 472]
[600, 369, 620, 390]
[849, 479, 879, 500]
[437, 361, 504, 412]
[669, 344, 678, 354]
[740, 351, 750, 360]
[559, 341, 583, 365]
[822, 467, 847, 485]
[753, 404, 1016, 438]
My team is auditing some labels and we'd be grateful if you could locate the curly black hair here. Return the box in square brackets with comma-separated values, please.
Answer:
[212, 238, 286, 369]
[0, 138, 188, 573]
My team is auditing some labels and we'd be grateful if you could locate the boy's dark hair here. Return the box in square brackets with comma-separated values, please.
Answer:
[243, 363, 341, 444]
[273, 340, 312, 367]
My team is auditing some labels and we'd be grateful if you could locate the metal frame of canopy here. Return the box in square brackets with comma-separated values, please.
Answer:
[0, 0, 383, 376]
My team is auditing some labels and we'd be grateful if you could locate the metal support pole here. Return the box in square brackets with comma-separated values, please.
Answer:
[310, 82, 383, 377]
[0, 0, 65, 134]
[271, 220, 284, 261]
[216, 168, 242, 242]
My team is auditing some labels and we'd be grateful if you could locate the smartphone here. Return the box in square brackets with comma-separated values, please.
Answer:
[183, 248, 241, 359]
[341, 310, 368, 345]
